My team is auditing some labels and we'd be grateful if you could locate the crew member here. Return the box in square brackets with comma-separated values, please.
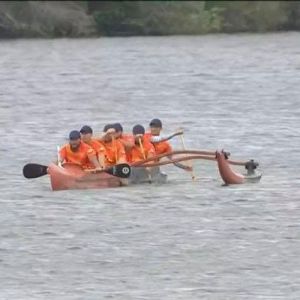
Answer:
[98, 125, 127, 167]
[113, 122, 134, 162]
[58, 130, 102, 170]
[80, 125, 106, 168]
[130, 124, 155, 163]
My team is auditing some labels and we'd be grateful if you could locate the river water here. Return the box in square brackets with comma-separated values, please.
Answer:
[1, 32, 300, 299]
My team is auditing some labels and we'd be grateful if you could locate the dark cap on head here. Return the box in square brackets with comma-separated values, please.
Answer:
[69, 130, 81, 140]
[132, 124, 145, 135]
[103, 124, 113, 132]
[149, 118, 162, 128]
[113, 123, 123, 133]
[80, 125, 93, 134]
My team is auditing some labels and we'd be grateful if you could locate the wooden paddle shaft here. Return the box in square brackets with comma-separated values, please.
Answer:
[179, 135, 196, 180]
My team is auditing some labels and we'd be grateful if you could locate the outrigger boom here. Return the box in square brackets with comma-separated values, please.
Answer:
[133, 149, 262, 185]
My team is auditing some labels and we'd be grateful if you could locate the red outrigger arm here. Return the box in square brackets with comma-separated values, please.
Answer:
[216, 151, 245, 184]
[216, 151, 262, 185]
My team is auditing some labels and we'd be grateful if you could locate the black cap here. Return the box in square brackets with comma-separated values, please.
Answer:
[103, 124, 113, 132]
[69, 130, 81, 140]
[132, 124, 145, 135]
[80, 125, 93, 134]
[149, 118, 162, 128]
[113, 123, 123, 133]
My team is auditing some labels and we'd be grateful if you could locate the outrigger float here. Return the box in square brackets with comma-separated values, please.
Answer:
[23, 150, 262, 191]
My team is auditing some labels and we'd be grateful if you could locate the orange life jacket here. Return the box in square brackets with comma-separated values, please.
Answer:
[59, 142, 96, 169]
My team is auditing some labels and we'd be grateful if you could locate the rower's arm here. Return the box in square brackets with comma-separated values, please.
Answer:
[87, 148, 102, 169]
[89, 155, 102, 169]
[121, 140, 134, 151]
[97, 152, 106, 169]
[116, 142, 128, 165]
[143, 146, 156, 171]
[150, 130, 184, 143]
[116, 154, 127, 165]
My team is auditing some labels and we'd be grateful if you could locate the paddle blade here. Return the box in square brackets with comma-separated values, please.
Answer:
[105, 163, 131, 178]
[23, 163, 48, 179]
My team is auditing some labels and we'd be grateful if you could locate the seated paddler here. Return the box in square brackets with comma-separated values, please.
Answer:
[80, 125, 106, 168]
[113, 122, 134, 162]
[58, 130, 103, 171]
[129, 124, 155, 164]
[128, 124, 158, 182]
[97, 124, 127, 168]
[145, 118, 191, 171]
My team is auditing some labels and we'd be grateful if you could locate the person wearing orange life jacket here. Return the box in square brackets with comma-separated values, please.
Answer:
[144, 118, 184, 155]
[58, 130, 102, 171]
[129, 124, 164, 184]
[129, 124, 156, 164]
[112, 122, 134, 162]
[79, 125, 106, 168]
[145, 118, 191, 171]
[97, 124, 127, 168]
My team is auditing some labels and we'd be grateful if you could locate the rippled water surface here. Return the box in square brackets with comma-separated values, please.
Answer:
[1, 33, 300, 299]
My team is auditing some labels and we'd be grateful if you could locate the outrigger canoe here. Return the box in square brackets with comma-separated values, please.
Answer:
[23, 149, 262, 191]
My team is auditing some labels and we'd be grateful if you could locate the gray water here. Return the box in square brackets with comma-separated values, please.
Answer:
[1, 32, 300, 299]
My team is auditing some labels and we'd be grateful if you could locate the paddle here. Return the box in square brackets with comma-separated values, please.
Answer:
[179, 132, 196, 180]
[23, 163, 48, 179]
[23, 163, 131, 179]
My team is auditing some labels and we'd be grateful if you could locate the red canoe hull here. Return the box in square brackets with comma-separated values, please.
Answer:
[47, 163, 122, 191]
